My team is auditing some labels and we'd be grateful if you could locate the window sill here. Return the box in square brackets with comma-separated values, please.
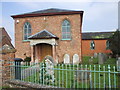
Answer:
[61, 39, 71, 41]
[23, 40, 30, 42]
[90, 49, 95, 50]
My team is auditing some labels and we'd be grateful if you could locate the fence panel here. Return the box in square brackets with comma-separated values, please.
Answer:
[9, 61, 120, 88]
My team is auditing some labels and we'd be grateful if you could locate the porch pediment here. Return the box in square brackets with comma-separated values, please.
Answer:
[28, 29, 59, 39]
[28, 30, 58, 46]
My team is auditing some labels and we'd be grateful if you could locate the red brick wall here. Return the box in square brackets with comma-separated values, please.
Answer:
[2, 53, 15, 60]
[82, 39, 112, 56]
[14, 14, 82, 63]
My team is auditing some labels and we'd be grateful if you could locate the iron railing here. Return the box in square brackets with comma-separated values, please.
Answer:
[9, 61, 120, 88]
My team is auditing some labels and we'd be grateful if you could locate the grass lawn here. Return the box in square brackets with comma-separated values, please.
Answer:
[0, 85, 11, 89]
[22, 57, 119, 88]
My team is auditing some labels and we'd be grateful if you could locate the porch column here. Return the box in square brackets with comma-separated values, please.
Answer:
[31, 45, 34, 62]
[52, 45, 56, 62]
[35, 45, 39, 63]
[55, 45, 58, 63]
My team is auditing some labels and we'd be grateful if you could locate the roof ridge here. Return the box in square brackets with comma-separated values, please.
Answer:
[22, 8, 77, 15]
[11, 8, 83, 18]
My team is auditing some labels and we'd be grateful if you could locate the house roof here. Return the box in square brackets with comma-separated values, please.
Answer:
[0, 27, 15, 53]
[28, 29, 59, 39]
[11, 8, 83, 18]
[0, 27, 11, 42]
[82, 32, 115, 40]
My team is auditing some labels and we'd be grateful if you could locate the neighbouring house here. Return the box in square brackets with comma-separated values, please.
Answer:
[11, 8, 84, 63]
[82, 31, 115, 56]
[0, 27, 16, 60]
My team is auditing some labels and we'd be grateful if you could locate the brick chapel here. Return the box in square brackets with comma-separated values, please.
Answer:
[11, 8, 84, 63]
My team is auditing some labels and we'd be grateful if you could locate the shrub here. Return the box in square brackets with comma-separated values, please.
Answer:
[24, 57, 31, 62]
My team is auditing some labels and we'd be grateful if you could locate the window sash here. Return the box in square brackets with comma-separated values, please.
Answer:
[106, 41, 110, 49]
[90, 41, 95, 50]
[23, 22, 31, 40]
[62, 20, 71, 40]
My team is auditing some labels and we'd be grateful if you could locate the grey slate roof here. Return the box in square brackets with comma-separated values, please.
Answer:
[15, 8, 77, 16]
[25, 8, 75, 14]
[82, 32, 115, 40]
[28, 29, 59, 39]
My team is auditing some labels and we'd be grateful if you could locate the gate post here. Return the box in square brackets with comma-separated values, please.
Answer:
[14, 58, 23, 80]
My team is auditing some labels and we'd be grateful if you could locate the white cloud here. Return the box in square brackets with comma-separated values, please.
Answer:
[84, 2, 117, 21]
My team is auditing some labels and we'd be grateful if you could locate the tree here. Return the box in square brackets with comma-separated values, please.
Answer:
[108, 29, 120, 57]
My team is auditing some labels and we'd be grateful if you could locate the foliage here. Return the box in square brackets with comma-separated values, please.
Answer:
[108, 29, 120, 57]
[24, 57, 31, 62]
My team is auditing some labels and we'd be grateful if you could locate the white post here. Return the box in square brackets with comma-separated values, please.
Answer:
[31, 45, 34, 62]
[52, 44, 56, 63]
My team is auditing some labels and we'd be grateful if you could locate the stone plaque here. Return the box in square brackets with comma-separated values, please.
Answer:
[94, 53, 98, 58]
[73, 54, 79, 64]
[44, 55, 55, 64]
[64, 54, 70, 64]
[75, 68, 90, 82]
[43, 58, 55, 84]
[45, 59, 54, 75]
[98, 53, 107, 64]
[116, 57, 120, 71]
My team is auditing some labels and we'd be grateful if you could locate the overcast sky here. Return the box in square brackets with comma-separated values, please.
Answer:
[0, 0, 119, 45]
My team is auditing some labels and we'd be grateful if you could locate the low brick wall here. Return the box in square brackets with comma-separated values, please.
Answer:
[0, 53, 15, 86]
[5, 80, 58, 88]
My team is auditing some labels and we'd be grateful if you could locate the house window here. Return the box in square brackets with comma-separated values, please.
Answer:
[23, 22, 31, 40]
[106, 40, 110, 49]
[90, 41, 95, 50]
[62, 20, 71, 40]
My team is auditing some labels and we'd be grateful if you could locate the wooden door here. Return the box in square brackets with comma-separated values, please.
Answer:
[40, 44, 52, 60]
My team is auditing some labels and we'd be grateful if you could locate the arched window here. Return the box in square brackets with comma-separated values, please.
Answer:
[23, 22, 31, 40]
[90, 41, 95, 50]
[62, 20, 71, 40]
[106, 40, 110, 49]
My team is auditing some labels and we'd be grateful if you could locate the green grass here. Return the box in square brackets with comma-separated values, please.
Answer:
[22, 64, 119, 88]
[82, 56, 116, 65]
[22, 57, 119, 88]
[1, 85, 11, 89]
[53, 64, 119, 88]
[82, 56, 98, 64]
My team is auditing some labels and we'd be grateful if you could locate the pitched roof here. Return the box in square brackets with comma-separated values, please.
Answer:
[28, 29, 59, 39]
[0, 27, 11, 42]
[82, 32, 115, 40]
[11, 8, 83, 18]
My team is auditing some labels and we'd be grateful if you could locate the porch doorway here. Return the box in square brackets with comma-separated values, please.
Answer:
[36, 43, 52, 61]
